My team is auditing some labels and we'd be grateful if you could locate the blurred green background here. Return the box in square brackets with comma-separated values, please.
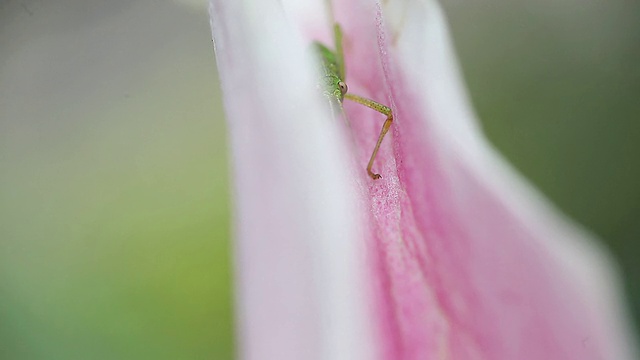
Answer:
[0, 0, 637, 358]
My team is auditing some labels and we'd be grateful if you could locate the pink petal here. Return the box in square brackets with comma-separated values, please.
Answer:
[331, 1, 638, 359]
[210, 0, 637, 359]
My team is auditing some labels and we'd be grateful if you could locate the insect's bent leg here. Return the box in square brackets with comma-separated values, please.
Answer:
[344, 93, 393, 180]
[366, 115, 392, 180]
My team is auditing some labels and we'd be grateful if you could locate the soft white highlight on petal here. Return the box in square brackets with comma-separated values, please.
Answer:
[210, 1, 375, 359]
[389, 0, 638, 358]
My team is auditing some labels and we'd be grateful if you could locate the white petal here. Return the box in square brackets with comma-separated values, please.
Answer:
[209, 1, 375, 359]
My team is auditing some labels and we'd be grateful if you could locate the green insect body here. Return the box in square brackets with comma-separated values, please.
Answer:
[314, 24, 393, 180]
[315, 42, 347, 103]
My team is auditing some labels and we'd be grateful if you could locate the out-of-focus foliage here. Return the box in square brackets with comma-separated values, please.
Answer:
[0, 1, 233, 359]
[0, 0, 637, 358]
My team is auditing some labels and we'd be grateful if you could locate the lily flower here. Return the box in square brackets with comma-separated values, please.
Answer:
[209, 0, 637, 359]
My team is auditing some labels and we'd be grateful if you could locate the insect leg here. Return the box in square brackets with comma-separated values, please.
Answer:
[344, 94, 393, 180]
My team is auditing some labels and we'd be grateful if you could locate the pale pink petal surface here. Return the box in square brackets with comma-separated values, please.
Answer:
[210, 0, 637, 359]
[330, 1, 637, 359]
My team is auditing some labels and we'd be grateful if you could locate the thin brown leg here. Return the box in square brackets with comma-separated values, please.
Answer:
[366, 115, 393, 179]
[344, 93, 393, 180]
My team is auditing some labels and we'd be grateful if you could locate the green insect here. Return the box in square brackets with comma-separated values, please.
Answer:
[314, 23, 393, 180]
